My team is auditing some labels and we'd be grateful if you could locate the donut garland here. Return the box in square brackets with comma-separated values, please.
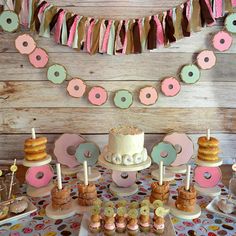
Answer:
[196, 50, 216, 70]
[47, 64, 67, 84]
[224, 13, 236, 34]
[114, 90, 133, 109]
[0, 10, 19, 32]
[11, 5, 235, 109]
[88, 86, 108, 106]
[15, 34, 36, 55]
[29, 48, 49, 68]
[139, 87, 158, 106]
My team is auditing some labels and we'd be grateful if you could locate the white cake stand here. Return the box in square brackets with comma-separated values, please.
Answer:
[151, 167, 175, 182]
[61, 165, 82, 176]
[195, 158, 223, 167]
[166, 165, 187, 174]
[23, 155, 52, 167]
[77, 166, 101, 182]
[98, 155, 151, 196]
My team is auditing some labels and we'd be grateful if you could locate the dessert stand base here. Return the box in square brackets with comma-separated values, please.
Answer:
[109, 182, 138, 197]
[77, 169, 101, 182]
[169, 200, 201, 220]
[46, 199, 91, 219]
[23, 155, 52, 167]
[26, 181, 55, 197]
[61, 165, 82, 176]
[194, 183, 221, 197]
[151, 169, 175, 181]
[195, 158, 223, 167]
[166, 165, 187, 174]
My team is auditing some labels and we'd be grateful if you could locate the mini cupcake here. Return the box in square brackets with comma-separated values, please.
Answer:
[129, 201, 139, 209]
[139, 206, 150, 233]
[140, 199, 151, 207]
[0, 206, 9, 220]
[153, 207, 169, 235]
[103, 201, 115, 209]
[127, 209, 139, 236]
[104, 207, 116, 236]
[89, 205, 101, 233]
[116, 199, 127, 208]
[115, 207, 127, 233]
[93, 198, 103, 208]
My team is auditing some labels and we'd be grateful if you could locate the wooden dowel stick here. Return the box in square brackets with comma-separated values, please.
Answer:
[185, 165, 191, 191]
[32, 128, 36, 139]
[56, 163, 62, 190]
[159, 161, 163, 185]
[8, 159, 16, 199]
[84, 161, 88, 186]
[207, 129, 210, 141]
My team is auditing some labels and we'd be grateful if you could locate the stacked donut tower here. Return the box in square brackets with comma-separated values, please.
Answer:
[23, 128, 54, 197]
[98, 126, 152, 197]
[170, 165, 201, 220]
[194, 129, 223, 197]
[46, 161, 98, 219]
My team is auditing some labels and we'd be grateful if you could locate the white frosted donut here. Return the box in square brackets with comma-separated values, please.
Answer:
[133, 153, 143, 164]
[104, 152, 112, 162]
[112, 153, 122, 164]
[142, 148, 148, 161]
[123, 154, 134, 165]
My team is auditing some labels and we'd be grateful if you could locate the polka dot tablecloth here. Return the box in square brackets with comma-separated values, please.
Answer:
[0, 165, 235, 236]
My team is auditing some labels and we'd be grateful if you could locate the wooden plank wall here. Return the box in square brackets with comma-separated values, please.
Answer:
[0, 0, 236, 163]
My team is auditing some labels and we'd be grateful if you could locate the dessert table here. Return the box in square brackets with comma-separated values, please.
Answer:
[0, 164, 235, 236]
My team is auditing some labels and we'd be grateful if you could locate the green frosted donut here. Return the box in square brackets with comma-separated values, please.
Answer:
[47, 64, 67, 84]
[0, 10, 19, 32]
[225, 13, 236, 34]
[151, 141, 177, 166]
[114, 90, 133, 109]
[180, 64, 201, 84]
[75, 142, 100, 166]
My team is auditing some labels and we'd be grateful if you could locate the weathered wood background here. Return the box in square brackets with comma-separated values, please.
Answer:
[0, 0, 236, 163]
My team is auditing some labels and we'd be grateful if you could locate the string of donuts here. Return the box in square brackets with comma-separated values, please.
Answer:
[9, 12, 235, 109]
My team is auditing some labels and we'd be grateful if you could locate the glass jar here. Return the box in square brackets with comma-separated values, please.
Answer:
[0, 178, 7, 202]
[5, 173, 20, 199]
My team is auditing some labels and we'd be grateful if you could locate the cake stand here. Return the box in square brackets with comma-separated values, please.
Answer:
[98, 154, 151, 197]
[23, 155, 52, 167]
[151, 166, 175, 182]
[166, 165, 187, 174]
[61, 165, 82, 176]
[194, 157, 223, 197]
[77, 166, 101, 182]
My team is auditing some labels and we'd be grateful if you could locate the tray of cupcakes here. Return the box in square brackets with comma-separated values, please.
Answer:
[0, 196, 37, 225]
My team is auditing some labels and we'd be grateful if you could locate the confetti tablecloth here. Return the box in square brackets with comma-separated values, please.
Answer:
[0, 165, 236, 236]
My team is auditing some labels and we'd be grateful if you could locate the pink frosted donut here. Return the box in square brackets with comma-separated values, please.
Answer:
[212, 31, 233, 52]
[196, 50, 216, 70]
[15, 34, 36, 55]
[112, 170, 137, 188]
[139, 86, 158, 106]
[28, 47, 49, 68]
[194, 166, 222, 188]
[25, 165, 54, 188]
[67, 78, 86, 98]
[163, 132, 194, 167]
[88, 86, 108, 106]
[161, 77, 181, 97]
[54, 133, 85, 168]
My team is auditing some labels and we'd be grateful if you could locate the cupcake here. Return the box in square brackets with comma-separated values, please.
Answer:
[115, 207, 127, 233]
[89, 205, 101, 233]
[0, 205, 9, 220]
[153, 207, 169, 235]
[127, 209, 139, 236]
[104, 207, 116, 236]
[129, 201, 139, 209]
[139, 206, 150, 233]
[116, 199, 127, 208]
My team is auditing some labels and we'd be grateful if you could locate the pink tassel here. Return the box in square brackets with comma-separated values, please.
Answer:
[232, 0, 236, 7]
[99, 20, 106, 53]
[204, 0, 216, 26]
[54, 10, 65, 44]
[86, 19, 95, 53]
[186, 0, 191, 21]
[155, 15, 164, 47]
[102, 20, 112, 53]
[67, 15, 80, 47]
[215, 0, 223, 18]
[19, 0, 29, 28]
[115, 20, 123, 54]
[38, 2, 50, 22]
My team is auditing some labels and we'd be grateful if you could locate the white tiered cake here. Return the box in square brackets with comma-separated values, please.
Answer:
[102, 126, 147, 166]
